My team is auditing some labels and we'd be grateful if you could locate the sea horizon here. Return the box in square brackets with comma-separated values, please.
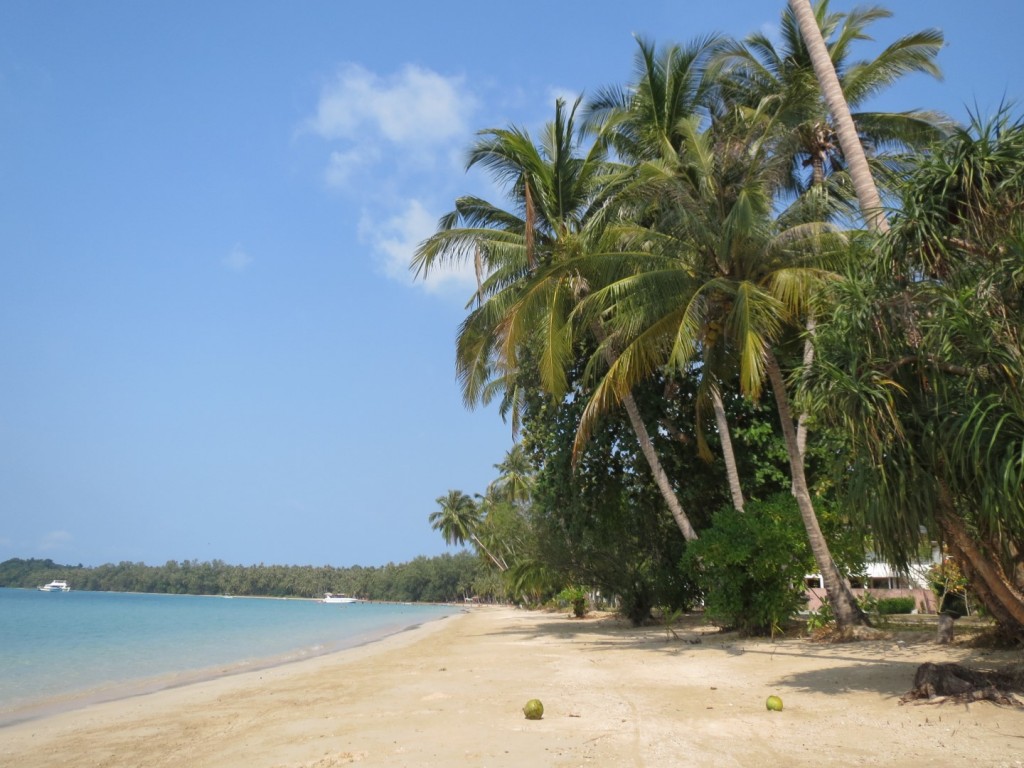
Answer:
[0, 587, 458, 727]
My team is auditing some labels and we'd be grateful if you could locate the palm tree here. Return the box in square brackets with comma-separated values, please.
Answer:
[429, 490, 507, 571]
[413, 98, 700, 542]
[780, 0, 942, 231]
[570, 104, 869, 628]
[726, 1, 945, 201]
[584, 36, 748, 512]
[487, 443, 534, 505]
[428, 490, 481, 547]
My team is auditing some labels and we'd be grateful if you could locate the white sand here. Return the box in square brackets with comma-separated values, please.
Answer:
[2, 607, 1021, 767]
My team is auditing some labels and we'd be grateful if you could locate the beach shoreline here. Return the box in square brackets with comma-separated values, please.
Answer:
[2, 606, 1021, 767]
[0, 605, 463, 730]
[0, 592, 461, 730]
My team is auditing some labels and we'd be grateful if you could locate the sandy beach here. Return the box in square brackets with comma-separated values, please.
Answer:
[2, 606, 1022, 767]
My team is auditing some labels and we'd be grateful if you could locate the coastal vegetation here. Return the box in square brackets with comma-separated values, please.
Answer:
[417, 1, 1024, 642]
[0, 555, 488, 603]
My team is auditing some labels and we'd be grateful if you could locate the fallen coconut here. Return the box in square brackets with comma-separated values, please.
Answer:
[765, 695, 783, 712]
[523, 699, 544, 720]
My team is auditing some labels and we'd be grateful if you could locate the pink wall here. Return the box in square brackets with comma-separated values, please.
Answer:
[804, 587, 937, 614]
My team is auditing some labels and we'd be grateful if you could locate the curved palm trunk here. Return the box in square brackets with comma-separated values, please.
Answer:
[712, 389, 745, 512]
[789, 0, 890, 234]
[621, 392, 699, 542]
[471, 533, 509, 572]
[766, 349, 867, 629]
[592, 324, 700, 542]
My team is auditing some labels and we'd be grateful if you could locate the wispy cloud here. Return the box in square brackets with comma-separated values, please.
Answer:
[304, 63, 477, 193]
[223, 244, 253, 272]
[307, 63, 475, 147]
[301, 63, 566, 301]
[302, 63, 482, 297]
[359, 199, 476, 295]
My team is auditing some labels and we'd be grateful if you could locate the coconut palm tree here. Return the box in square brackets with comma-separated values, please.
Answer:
[429, 489, 508, 571]
[583, 35, 749, 511]
[487, 442, 534, 505]
[413, 98, 700, 542]
[782, 0, 913, 230]
[569, 103, 869, 628]
[429, 490, 482, 547]
[723, 1, 945, 207]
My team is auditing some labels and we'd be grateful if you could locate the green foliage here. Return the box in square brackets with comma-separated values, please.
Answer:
[875, 596, 917, 615]
[522, 353, 707, 625]
[683, 494, 818, 636]
[806, 111, 1024, 639]
[805, 600, 834, 633]
[928, 559, 971, 617]
[556, 586, 589, 618]
[0, 554, 486, 604]
[659, 605, 685, 640]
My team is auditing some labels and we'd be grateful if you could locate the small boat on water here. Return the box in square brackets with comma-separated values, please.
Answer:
[321, 592, 358, 604]
[38, 580, 71, 592]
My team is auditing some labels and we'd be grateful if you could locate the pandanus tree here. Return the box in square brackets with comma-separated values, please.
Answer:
[808, 112, 1024, 640]
[412, 97, 700, 541]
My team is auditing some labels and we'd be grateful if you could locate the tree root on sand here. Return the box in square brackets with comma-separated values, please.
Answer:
[900, 662, 1024, 707]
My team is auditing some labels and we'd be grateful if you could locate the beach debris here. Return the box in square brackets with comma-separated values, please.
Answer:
[900, 662, 1024, 707]
[523, 699, 544, 720]
[765, 695, 784, 711]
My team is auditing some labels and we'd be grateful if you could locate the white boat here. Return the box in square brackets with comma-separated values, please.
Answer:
[321, 592, 357, 604]
[38, 579, 71, 592]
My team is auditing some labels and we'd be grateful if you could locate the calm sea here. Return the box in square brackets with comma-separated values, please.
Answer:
[0, 588, 457, 726]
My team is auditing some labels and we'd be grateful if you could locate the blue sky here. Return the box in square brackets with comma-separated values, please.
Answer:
[1, 2, 1021, 569]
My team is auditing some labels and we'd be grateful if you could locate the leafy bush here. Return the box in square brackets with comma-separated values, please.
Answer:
[928, 559, 970, 617]
[806, 600, 834, 633]
[875, 596, 917, 615]
[556, 586, 588, 618]
[681, 494, 814, 636]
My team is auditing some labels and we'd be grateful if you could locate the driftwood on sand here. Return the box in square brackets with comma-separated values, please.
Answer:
[901, 662, 1024, 706]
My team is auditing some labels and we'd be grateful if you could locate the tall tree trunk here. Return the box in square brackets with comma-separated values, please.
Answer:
[591, 324, 700, 542]
[935, 483, 1024, 641]
[712, 389, 745, 512]
[788, 0, 890, 234]
[794, 314, 816, 479]
[621, 392, 699, 542]
[765, 350, 868, 629]
[471, 533, 509, 572]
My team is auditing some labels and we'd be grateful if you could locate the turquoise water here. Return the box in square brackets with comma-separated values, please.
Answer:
[0, 588, 456, 725]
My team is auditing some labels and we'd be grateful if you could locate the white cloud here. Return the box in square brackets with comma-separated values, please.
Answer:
[360, 199, 476, 294]
[325, 147, 378, 187]
[223, 244, 253, 272]
[307, 63, 476, 146]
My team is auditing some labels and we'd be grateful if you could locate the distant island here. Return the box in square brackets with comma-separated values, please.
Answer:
[0, 554, 488, 603]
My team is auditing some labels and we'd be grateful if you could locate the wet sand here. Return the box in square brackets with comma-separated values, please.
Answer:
[2, 606, 1021, 767]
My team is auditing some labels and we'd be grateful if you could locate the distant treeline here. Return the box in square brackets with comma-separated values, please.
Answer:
[0, 554, 492, 603]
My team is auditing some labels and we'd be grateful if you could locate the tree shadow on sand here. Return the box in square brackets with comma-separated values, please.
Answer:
[487, 611, 1022, 699]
